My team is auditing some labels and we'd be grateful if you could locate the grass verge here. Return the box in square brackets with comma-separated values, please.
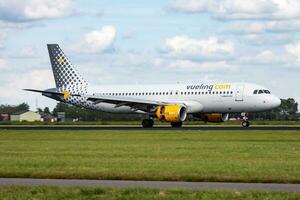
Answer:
[0, 130, 299, 183]
[0, 186, 300, 200]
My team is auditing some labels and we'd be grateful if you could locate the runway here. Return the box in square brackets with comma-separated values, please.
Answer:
[0, 125, 300, 131]
[0, 178, 299, 192]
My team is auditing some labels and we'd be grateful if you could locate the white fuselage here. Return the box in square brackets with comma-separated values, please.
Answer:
[70, 82, 281, 114]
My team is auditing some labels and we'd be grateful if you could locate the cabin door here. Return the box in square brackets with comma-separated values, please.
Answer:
[235, 84, 244, 101]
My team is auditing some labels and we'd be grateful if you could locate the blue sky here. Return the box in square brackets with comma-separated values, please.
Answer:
[0, 0, 299, 110]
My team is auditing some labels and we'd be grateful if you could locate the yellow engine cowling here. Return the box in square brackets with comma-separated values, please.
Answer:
[156, 104, 187, 123]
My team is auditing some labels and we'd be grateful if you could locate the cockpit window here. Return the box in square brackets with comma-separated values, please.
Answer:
[254, 89, 271, 94]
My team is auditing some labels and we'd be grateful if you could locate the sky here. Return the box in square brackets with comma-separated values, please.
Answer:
[0, 0, 299, 110]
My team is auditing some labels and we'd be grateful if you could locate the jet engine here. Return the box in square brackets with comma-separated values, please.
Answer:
[156, 104, 187, 123]
[193, 113, 229, 122]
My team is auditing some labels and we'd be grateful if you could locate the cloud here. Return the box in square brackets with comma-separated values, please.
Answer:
[0, 58, 7, 69]
[255, 50, 275, 62]
[0, 21, 43, 48]
[237, 50, 279, 65]
[168, 59, 234, 71]
[238, 33, 291, 46]
[72, 25, 117, 53]
[162, 36, 234, 60]
[229, 21, 300, 34]
[0, 68, 56, 110]
[285, 42, 300, 66]
[169, 0, 300, 20]
[286, 43, 300, 58]
[20, 46, 38, 57]
[0, 69, 54, 98]
[0, 31, 7, 48]
[0, 0, 74, 22]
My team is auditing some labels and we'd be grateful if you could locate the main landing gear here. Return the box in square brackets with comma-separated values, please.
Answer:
[142, 119, 154, 128]
[241, 112, 250, 128]
[141, 119, 183, 128]
[171, 122, 183, 128]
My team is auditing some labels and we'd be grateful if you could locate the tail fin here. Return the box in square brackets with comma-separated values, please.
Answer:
[47, 44, 88, 94]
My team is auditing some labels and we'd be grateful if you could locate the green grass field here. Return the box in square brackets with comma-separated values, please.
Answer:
[0, 130, 299, 183]
[0, 186, 300, 200]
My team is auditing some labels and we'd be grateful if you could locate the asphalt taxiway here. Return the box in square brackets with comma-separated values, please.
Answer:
[0, 178, 299, 192]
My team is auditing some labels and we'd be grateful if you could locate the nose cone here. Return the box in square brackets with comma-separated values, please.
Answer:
[272, 96, 281, 108]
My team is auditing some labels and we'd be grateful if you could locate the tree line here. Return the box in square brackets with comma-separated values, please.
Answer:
[0, 98, 299, 121]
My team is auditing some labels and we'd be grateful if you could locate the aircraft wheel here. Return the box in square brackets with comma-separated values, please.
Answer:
[242, 121, 250, 128]
[142, 119, 154, 128]
[171, 122, 183, 128]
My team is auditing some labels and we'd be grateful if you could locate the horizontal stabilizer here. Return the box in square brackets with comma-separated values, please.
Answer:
[23, 89, 63, 95]
[23, 89, 80, 100]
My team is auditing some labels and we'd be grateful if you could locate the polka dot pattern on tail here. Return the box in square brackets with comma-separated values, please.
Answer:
[47, 44, 88, 95]
[47, 44, 92, 108]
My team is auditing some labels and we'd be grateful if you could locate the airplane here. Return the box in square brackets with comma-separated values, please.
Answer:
[25, 44, 281, 128]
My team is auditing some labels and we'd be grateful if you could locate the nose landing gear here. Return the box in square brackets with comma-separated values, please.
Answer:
[242, 120, 250, 127]
[241, 112, 250, 127]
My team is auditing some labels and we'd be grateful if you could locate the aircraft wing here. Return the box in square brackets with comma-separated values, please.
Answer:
[85, 95, 174, 111]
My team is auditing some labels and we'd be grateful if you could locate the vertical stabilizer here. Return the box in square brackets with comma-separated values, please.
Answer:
[47, 44, 88, 94]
